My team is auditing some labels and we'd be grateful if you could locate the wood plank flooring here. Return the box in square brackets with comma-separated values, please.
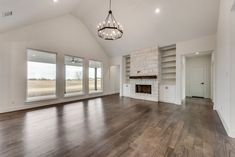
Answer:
[0, 95, 235, 157]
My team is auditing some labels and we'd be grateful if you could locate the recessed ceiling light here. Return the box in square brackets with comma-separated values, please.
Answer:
[195, 52, 200, 55]
[53, 0, 58, 3]
[155, 8, 160, 14]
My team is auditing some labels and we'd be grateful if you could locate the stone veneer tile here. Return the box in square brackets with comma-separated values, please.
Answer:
[129, 47, 159, 102]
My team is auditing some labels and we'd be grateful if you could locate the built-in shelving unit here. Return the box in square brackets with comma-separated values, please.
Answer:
[124, 55, 131, 83]
[159, 45, 176, 85]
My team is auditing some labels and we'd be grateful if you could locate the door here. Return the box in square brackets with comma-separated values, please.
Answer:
[110, 66, 120, 94]
[189, 66, 205, 98]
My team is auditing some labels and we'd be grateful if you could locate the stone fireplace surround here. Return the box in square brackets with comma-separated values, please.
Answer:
[130, 79, 158, 102]
[129, 47, 159, 102]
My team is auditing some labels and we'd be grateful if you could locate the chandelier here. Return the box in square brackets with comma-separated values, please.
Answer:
[97, 0, 123, 40]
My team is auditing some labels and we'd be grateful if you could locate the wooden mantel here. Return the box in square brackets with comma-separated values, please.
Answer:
[129, 75, 157, 79]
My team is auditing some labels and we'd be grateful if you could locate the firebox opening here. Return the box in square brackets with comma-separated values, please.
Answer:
[135, 85, 152, 94]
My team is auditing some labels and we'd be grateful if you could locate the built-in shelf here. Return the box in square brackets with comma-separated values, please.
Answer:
[162, 54, 176, 58]
[162, 72, 176, 74]
[124, 55, 131, 83]
[159, 45, 176, 84]
[162, 60, 176, 63]
[162, 77, 176, 80]
[162, 65, 176, 69]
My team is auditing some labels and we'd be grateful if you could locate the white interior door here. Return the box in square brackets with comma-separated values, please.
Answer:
[110, 66, 120, 94]
[189, 66, 205, 97]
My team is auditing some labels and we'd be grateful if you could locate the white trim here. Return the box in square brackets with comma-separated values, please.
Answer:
[229, 130, 235, 138]
[64, 92, 84, 98]
[175, 99, 182, 105]
[26, 49, 58, 102]
[88, 60, 104, 94]
[0, 93, 114, 113]
[64, 54, 85, 96]
[89, 91, 103, 95]
[213, 104, 217, 110]
[216, 108, 235, 138]
[26, 95, 57, 103]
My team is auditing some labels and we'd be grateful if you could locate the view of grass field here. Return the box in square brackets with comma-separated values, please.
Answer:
[65, 80, 83, 94]
[27, 80, 56, 97]
[27, 79, 102, 98]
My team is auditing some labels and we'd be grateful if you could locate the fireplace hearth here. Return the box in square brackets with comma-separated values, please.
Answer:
[135, 85, 152, 94]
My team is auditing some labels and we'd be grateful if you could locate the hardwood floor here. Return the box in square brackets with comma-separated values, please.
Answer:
[0, 95, 235, 157]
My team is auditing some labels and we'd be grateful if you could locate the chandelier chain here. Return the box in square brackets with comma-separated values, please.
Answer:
[109, 0, 112, 10]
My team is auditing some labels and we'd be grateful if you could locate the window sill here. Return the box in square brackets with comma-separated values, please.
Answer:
[64, 92, 84, 98]
[26, 95, 57, 103]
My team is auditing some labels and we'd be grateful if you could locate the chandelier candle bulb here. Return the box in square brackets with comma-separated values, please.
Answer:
[97, 0, 123, 40]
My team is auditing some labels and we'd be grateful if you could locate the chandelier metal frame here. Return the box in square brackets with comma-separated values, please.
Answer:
[97, 0, 123, 40]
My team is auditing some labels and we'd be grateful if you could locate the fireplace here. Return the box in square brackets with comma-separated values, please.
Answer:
[135, 85, 152, 94]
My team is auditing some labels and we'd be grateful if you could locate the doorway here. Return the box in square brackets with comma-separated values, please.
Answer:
[185, 53, 212, 98]
[110, 65, 120, 94]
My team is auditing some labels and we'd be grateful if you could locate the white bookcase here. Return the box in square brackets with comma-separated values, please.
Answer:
[160, 45, 176, 84]
[125, 55, 131, 83]
[159, 45, 176, 104]
[123, 55, 131, 97]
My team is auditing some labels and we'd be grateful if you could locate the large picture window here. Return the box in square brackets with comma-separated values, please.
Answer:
[27, 49, 57, 101]
[65, 56, 84, 96]
[89, 60, 103, 93]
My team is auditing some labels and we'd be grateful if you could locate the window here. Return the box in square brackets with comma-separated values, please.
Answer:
[89, 60, 103, 93]
[27, 49, 57, 101]
[64, 56, 84, 96]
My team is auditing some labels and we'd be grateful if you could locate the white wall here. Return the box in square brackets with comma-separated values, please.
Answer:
[0, 14, 113, 113]
[231, 1, 235, 135]
[0, 42, 11, 110]
[186, 55, 212, 98]
[215, 0, 235, 137]
[175, 35, 216, 104]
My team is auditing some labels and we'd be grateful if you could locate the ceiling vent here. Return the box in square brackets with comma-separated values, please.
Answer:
[2, 11, 13, 17]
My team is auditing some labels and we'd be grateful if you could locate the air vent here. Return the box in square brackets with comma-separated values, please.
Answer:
[2, 11, 13, 17]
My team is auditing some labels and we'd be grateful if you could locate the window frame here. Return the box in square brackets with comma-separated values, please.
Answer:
[88, 59, 103, 94]
[26, 49, 58, 102]
[64, 55, 85, 97]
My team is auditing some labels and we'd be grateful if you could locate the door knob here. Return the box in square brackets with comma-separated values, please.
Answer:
[201, 82, 204, 85]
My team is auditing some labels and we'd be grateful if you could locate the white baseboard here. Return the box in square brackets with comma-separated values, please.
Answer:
[229, 130, 235, 138]
[175, 100, 182, 105]
[0, 93, 118, 114]
[216, 108, 235, 138]
[213, 105, 217, 110]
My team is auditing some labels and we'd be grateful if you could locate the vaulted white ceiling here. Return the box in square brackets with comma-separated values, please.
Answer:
[0, 0, 220, 56]
[74, 0, 220, 56]
[0, 0, 80, 33]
